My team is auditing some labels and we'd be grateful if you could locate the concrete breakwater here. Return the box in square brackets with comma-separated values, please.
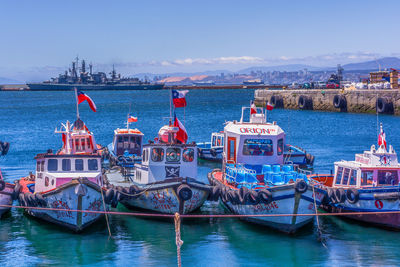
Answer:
[254, 89, 400, 115]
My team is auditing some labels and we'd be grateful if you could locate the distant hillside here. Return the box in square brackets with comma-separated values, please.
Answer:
[0, 77, 22, 84]
[239, 64, 325, 73]
[342, 57, 400, 71]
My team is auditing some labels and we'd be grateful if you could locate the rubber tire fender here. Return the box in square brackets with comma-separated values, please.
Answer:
[105, 188, 114, 204]
[177, 184, 193, 201]
[19, 193, 26, 207]
[35, 193, 47, 207]
[129, 185, 140, 195]
[376, 97, 387, 113]
[333, 95, 341, 108]
[298, 95, 307, 109]
[327, 188, 337, 204]
[0, 180, 5, 192]
[246, 190, 260, 205]
[111, 191, 119, 208]
[209, 185, 221, 202]
[239, 187, 249, 204]
[335, 188, 346, 203]
[346, 188, 359, 204]
[295, 180, 308, 194]
[305, 153, 315, 165]
[227, 190, 237, 204]
[258, 189, 272, 204]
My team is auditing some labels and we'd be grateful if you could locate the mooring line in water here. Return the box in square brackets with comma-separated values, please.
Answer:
[174, 213, 183, 267]
[311, 186, 326, 248]
[100, 186, 112, 237]
[2, 204, 400, 218]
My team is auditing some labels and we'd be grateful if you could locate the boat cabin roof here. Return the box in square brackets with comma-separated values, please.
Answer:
[114, 128, 143, 136]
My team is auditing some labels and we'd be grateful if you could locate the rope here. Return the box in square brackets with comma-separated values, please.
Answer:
[311, 185, 326, 247]
[174, 213, 183, 267]
[100, 187, 112, 237]
[3, 203, 400, 218]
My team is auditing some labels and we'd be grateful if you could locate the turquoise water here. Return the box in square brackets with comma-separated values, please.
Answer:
[0, 89, 400, 266]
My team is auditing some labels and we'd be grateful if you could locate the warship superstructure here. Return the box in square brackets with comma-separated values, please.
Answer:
[27, 58, 164, 91]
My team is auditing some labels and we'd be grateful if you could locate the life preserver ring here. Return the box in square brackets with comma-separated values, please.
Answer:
[258, 189, 272, 204]
[335, 188, 346, 203]
[346, 188, 359, 204]
[177, 184, 192, 201]
[0, 180, 5, 191]
[210, 148, 217, 158]
[295, 180, 308, 194]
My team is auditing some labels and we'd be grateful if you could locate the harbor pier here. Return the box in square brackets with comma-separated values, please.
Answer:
[254, 89, 400, 115]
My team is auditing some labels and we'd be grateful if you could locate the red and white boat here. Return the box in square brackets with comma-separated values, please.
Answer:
[0, 169, 16, 217]
[312, 124, 400, 229]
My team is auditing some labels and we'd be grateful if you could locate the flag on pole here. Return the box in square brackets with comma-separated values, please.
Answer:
[128, 116, 138, 123]
[174, 114, 188, 143]
[250, 101, 257, 115]
[172, 90, 189, 108]
[77, 90, 97, 112]
[266, 102, 274, 111]
[378, 125, 387, 149]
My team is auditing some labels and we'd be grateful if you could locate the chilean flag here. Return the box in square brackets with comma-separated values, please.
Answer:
[250, 101, 257, 115]
[128, 116, 138, 123]
[172, 90, 189, 108]
[77, 90, 97, 112]
[266, 102, 274, 111]
[174, 114, 188, 143]
[378, 125, 387, 149]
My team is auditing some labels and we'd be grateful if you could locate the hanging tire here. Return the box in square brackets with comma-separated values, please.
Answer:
[129, 185, 140, 194]
[111, 192, 119, 208]
[0, 180, 5, 191]
[270, 95, 283, 108]
[258, 189, 272, 204]
[209, 185, 221, 201]
[327, 188, 336, 203]
[295, 180, 308, 194]
[210, 148, 217, 158]
[246, 190, 260, 205]
[35, 193, 47, 207]
[239, 187, 249, 204]
[19, 193, 26, 207]
[335, 188, 346, 203]
[228, 190, 239, 204]
[177, 184, 192, 201]
[305, 153, 314, 165]
[333, 95, 347, 110]
[346, 188, 359, 204]
[321, 192, 330, 205]
[298, 96, 313, 110]
[376, 97, 394, 114]
[105, 188, 114, 204]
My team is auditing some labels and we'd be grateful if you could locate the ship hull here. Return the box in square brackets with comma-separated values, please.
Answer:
[0, 183, 15, 217]
[27, 83, 164, 91]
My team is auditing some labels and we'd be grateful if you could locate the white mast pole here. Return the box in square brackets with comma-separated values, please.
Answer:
[74, 87, 80, 119]
[169, 89, 172, 119]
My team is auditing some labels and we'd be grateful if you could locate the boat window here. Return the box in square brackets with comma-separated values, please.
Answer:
[335, 167, 343, 184]
[130, 136, 135, 143]
[36, 161, 40, 171]
[40, 161, 44, 172]
[349, 170, 357, 185]
[228, 139, 235, 161]
[217, 137, 222, 146]
[212, 135, 217, 146]
[124, 136, 129, 142]
[242, 139, 273, 156]
[118, 136, 123, 142]
[45, 176, 49, 187]
[342, 168, 350, 185]
[48, 159, 58, 171]
[62, 159, 71, 171]
[361, 171, 374, 186]
[166, 148, 181, 162]
[377, 170, 399, 185]
[81, 138, 86, 150]
[88, 159, 98, 170]
[143, 149, 147, 162]
[182, 148, 194, 162]
[87, 138, 91, 149]
[75, 159, 84, 171]
[151, 148, 164, 162]
[277, 139, 284, 156]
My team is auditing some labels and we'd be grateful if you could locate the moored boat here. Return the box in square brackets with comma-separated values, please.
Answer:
[0, 169, 17, 217]
[208, 104, 325, 233]
[312, 124, 400, 229]
[104, 120, 210, 214]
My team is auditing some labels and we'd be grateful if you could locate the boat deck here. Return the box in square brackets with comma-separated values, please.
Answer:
[104, 168, 135, 187]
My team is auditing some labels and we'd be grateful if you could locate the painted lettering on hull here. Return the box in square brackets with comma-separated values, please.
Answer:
[84, 199, 102, 218]
[239, 128, 275, 134]
[252, 201, 279, 212]
[150, 190, 178, 211]
[51, 199, 73, 219]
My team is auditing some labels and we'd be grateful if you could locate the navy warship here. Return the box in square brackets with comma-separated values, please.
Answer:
[27, 58, 164, 91]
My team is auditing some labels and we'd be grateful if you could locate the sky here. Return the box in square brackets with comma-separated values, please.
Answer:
[0, 0, 400, 81]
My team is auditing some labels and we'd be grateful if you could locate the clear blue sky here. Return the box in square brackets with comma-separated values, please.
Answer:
[0, 0, 399, 78]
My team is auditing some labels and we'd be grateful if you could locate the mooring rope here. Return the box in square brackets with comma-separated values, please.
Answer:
[174, 213, 183, 267]
[100, 187, 112, 237]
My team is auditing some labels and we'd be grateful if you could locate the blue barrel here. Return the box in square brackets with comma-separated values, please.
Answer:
[272, 165, 281, 173]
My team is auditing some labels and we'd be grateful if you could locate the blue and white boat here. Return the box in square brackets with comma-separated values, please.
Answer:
[208, 104, 324, 233]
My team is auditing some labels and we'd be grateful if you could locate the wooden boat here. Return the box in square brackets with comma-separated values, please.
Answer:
[105, 116, 143, 168]
[312, 124, 400, 229]
[198, 132, 314, 169]
[104, 123, 210, 214]
[0, 169, 17, 217]
[208, 104, 324, 233]
[16, 119, 109, 232]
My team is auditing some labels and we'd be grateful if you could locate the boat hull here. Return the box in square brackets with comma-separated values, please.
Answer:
[197, 145, 223, 162]
[18, 179, 107, 232]
[209, 170, 325, 233]
[0, 183, 14, 217]
[320, 187, 400, 229]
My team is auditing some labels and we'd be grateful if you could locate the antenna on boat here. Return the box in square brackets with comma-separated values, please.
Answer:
[74, 87, 80, 119]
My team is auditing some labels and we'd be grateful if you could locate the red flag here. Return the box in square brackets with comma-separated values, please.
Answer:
[128, 116, 138, 123]
[251, 102, 257, 115]
[378, 125, 387, 149]
[77, 90, 97, 112]
[62, 133, 66, 148]
[172, 90, 189, 108]
[266, 102, 274, 111]
[174, 114, 188, 143]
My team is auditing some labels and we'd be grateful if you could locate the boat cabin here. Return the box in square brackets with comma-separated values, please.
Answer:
[332, 144, 400, 188]
[111, 128, 143, 157]
[34, 119, 102, 193]
[223, 106, 285, 165]
[134, 126, 197, 184]
[211, 132, 224, 148]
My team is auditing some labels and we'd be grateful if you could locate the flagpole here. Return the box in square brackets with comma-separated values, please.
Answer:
[169, 89, 172, 119]
[74, 87, 80, 119]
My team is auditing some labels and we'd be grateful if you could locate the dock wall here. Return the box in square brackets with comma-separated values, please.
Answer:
[254, 89, 400, 115]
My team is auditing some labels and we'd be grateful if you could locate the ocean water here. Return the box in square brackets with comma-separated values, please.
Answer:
[0, 89, 400, 266]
